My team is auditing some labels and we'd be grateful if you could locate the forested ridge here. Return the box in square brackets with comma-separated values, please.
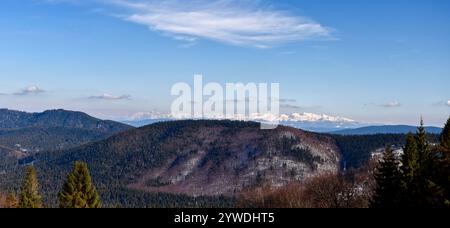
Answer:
[0, 120, 337, 207]
[0, 109, 133, 159]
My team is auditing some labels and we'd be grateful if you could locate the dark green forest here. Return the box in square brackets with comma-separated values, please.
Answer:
[0, 120, 262, 207]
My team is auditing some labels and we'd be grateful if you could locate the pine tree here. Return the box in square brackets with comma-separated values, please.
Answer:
[19, 166, 43, 208]
[414, 118, 443, 207]
[402, 134, 419, 182]
[59, 161, 101, 208]
[416, 118, 430, 161]
[370, 145, 402, 208]
[399, 133, 420, 206]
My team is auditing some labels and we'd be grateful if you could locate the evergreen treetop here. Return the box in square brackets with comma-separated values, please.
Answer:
[19, 166, 42, 208]
[59, 161, 101, 208]
[370, 145, 401, 208]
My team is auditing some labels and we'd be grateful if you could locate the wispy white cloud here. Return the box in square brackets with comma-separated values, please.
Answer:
[88, 93, 131, 100]
[14, 85, 45, 96]
[365, 101, 402, 108]
[382, 101, 401, 108]
[447, 100, 450, 107]
[106, 0, 333, 48]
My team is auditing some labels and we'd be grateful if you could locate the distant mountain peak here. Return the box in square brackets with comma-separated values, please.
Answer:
[281, 112, 356, 123]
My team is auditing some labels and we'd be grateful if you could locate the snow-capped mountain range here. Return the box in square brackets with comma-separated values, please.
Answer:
[121, 112, 369, 132]
[279, 113, 356, 123]
[276, 113, 366, 132]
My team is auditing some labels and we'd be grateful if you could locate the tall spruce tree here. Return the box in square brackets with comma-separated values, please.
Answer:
[59, 161, 101, 208]
[416, 118, 430, 162]
[414, 118, 443, 207]
[19, 166, 42, 208]
[371, 145, 402, 208]
[373, 118, 449, 207]
[399, 133, 420, 206]
[402, 134, 419, 182]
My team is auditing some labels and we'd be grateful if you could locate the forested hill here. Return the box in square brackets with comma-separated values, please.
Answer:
[0, 109, 131, 132]
[1, 120, 341, 207]
[0, 109, 133, 153]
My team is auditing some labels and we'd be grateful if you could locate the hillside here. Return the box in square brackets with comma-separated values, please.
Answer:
[1, 120, 341, 207]
[330, 125, 442, 135]
[0, 109, 131, 132]
[0, 109, 133, 153]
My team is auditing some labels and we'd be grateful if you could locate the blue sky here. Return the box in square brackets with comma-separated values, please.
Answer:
[0, 0, 449, 126]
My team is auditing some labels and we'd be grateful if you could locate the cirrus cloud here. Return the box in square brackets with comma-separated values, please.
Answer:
[109, 0, 333, 48]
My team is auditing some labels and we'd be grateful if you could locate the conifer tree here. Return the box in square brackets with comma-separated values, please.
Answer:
[416, 118, 430, 162]
[368, 118, 448, 207]
[399, 134, 420, 206]
[59, 161, 101, 208]
[19, 166, 42, 208]
[402, 134, 419, 182]
[413, 118, 443, 207]
[370, 145, 402, 208]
